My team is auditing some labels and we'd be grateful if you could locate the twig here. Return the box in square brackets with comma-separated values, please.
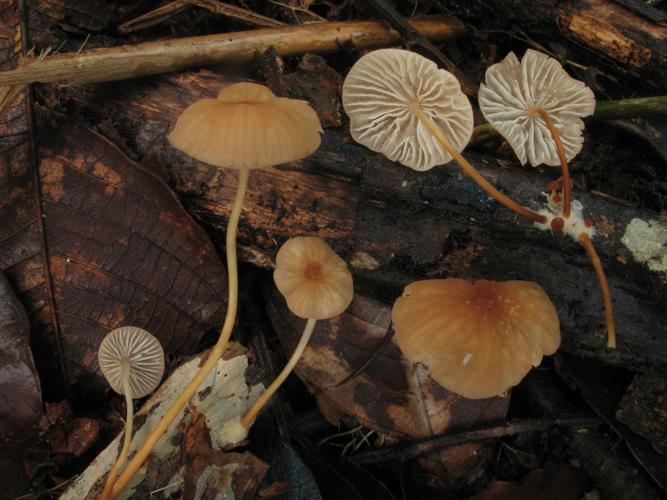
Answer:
[188, 0, 285, 27]
[364, 0, 474, 93]
[350, 415, 601, 465]
[0, 15, 465, 87]
[118, 1, 189, 33]
[268, 0, 326, 22]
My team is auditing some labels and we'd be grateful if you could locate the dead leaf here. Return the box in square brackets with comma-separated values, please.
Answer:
[34, 0, 114, 32]
[266, 288, 509, 483]
[0, 105, 229, 400]
[0, 271, 43, 499]
[469, 462, 588, 500]
[559, 355, 667, 492]
[62, 344, 266, 499]
[183, 410, 269, 500]
[616, 373, 667, 455]
[0, 271, 43, 436]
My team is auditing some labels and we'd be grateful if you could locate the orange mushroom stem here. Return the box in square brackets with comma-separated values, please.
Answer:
[535, 108, 572, 218]
[241, 317, 317, 428]
[580, 233, 616, 348]
[412, 106, 547, 224]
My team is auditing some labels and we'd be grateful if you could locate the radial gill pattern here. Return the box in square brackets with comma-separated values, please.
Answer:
[98, 326, 165, 398]
[342, 48, 473, 172]
[478, 49, 595, 167]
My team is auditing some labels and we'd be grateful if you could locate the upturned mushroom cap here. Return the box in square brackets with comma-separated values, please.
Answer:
[478, 49, 595, 167]
[168, 82, 323, 170]
[98, 326, 165, 398]
[391, 279, 560, 399]
[342, 48, 473, 172]
[273, 237, 353, 320]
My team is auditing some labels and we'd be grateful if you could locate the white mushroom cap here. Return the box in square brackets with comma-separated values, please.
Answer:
[98, 326, 165, 398]
[342, 49, 473, 172]
[478, 49, 595, 167]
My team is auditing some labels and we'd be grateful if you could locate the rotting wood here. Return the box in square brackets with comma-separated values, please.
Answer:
[445, 0, 667, 91]
[0, 15, 465, 87]
[57, 70, 667, 374]
[522, 370, 662, 500]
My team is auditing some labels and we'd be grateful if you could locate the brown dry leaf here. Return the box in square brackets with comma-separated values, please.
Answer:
[469, 463, 588, 500]
[183, 410, 269, 500]
[266, 287, 509, 482]
[1, 83, 228, 399]
[0, 271, 43, 499]
[0, 271, 43, 436]
[62, 345, 266, 498]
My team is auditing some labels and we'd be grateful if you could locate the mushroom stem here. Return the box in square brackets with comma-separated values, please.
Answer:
[535, 108, 572, 218]
[579, 232, 616, 348]
[109, 168, 250, 498]
[100, 364, 134, 500]
[240, 318, 317, 428]
[412, 107, 547, 223]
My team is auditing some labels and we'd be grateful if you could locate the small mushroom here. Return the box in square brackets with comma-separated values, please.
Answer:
[342, 48, 546, 223]
[479, 50, 615, 348]
[112, 83, 323, 497]
[98, 326, 164, 500]
[391, 279, 560, 399]
[478, 48, 595, 217]
[223, 237, 353, 441]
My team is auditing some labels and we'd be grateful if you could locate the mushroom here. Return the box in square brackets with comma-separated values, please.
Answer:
[478, 48, 595, 218]
[391, 279, 560, 399]
[479, 50, 615, 348]
[222, 236, 353, 442]
[342, 48, 547, 223]
[111, 82, 323, 497]
[98, 327, 164, 500]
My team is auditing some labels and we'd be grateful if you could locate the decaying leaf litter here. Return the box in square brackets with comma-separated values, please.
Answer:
[0, 0, 666, 498]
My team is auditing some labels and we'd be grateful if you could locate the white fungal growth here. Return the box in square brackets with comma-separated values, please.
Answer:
[534, 194, 595, 242]
[621, 218, 667, 275]
[462, 352, 474, 367]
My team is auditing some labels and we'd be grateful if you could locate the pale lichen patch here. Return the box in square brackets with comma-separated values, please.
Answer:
[349, 251, 380, 270]
[621, 218, 667, 278]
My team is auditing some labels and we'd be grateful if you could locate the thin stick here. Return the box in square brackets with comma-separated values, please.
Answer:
[350, 415, 601, 465]
[536, 108, 571, 217]
[0, 16, 465, 87]
[580, 233, 616, 348]
[100, 371, 134, 500]
[412, 106, 547, 223]
[109, 169, 250, 498]
[240, 318, 317, 428]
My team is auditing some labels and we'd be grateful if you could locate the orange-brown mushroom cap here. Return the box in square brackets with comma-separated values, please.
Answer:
[273, 237, 353, 320]
[168, 82, 323, 170]
[391, 279, 560, 399]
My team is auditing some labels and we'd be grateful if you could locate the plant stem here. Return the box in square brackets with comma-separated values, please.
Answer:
[109, 168, 249, 498]
[100, 366, 134, 500]
[580, 233, 616, 348]
[240, 318, 317, 428]
[536, 108, 571, 218]
[412, 107, 547, 223]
